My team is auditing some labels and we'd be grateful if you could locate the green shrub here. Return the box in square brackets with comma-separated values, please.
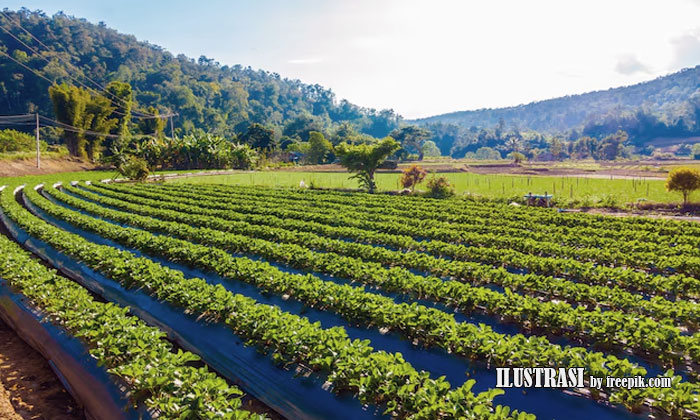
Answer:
[426, 175, 455, 198]
[119, 156, 150, 181]
[231, 143, 259, 169]
[0, 129, 35, 152]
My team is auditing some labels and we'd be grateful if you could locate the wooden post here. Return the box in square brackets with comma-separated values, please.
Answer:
[35, 113, 40, 169]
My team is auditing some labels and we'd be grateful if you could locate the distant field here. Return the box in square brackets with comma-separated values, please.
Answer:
[169, 170, 680, 205]
[0, 167, 687, 205]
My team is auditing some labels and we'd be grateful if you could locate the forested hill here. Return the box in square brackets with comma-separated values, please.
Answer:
[413, 66, 700, 135]
[0, 9, 400, 137]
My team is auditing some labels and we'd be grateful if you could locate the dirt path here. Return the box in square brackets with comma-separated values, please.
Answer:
[0, 158, 96, 178]
[0, 318, 84, 420]
[582, 208, 700, 222]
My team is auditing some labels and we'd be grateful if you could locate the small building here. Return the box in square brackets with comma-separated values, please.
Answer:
[524, 192, 553, 207]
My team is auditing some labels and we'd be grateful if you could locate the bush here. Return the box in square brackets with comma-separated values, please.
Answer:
[426, 175, 455, 198]
[400, 164, 427, 192]
[230, 143, 259, 169]
[0, 129, 34, 152]
[119, 156, 150, 181]
[474, 147, 502, 160]
[509, 151, 526, 164]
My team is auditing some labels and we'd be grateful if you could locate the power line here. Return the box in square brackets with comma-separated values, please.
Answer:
[0, 11, 179, 125]
[0, 121, 36, 126]
[38, 115, 125, 139]
[0, 25, 132, 118]
[39, 115, 161, 140]
[0, 10, 156, 117]
[0, 44, 177, 122]
[0, 112, 157, 140]
[0, 48, 57, 85]
[0, 48, 138, 120]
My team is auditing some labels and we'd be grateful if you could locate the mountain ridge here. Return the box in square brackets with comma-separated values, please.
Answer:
[0, 8, 401, 138]
[411, 65, 700, 135]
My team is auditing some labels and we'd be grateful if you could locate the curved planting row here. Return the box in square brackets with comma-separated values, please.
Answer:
[2, 186, 530, 420]
[100, 182, 700, 290]
[31, 184, 700, 419]
[0, 223, 264, 420]
[159, 182, 700, 245]
[47, 185, 700, 366]
[75, 187, 700, 316]
[144, 183, 700, 275]
[65, 183, 700, 330]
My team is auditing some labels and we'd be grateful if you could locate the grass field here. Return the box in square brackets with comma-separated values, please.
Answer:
[169, 171, 679, 205]
[0, 167, 686, 206]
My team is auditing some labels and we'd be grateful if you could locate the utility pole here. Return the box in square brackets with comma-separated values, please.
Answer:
[35, 113, 40, 169]
[169, 115, 175, 139]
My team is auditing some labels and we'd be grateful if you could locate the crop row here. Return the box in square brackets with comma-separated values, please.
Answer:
[102, 186, 700, 288]
[76, 182, 700, 310]
[149, 183, 700, 269]
[44, 186, 700, 374]
[161, 182, 700, 250]
[4, 186, 531, 420]
[0, 223, 264, 419]
[158, 182, 700, 245]
[31, 184, 700, 418]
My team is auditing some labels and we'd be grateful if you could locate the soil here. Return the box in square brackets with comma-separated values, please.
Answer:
[0, 158, 97, 178]
[582, 207, 700, 223]
[458, 163, 668, 179]
[274, 160, 676, 179]
[0, 318, 84, 420]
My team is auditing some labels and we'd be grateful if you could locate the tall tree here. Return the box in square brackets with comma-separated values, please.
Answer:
[335, 137, 400, 193]
[106, 81, 133, 137]
[666, 167, 700, 205]
[240, 123, 276, 151]
[283, 115, 324, 142]
[84, 94, 117, 161]
[306, 131, 332, 164]
[595, 130, 628, 160]
[49, 83, 91, 158]
[389, 126, 432, 160]
[49, 83, 118, 160]
[137, 106, 167, 138]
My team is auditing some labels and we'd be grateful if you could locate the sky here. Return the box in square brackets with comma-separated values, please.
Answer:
[4, 0, 700, 119]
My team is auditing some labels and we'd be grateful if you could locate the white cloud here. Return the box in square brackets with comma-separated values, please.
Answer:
[12, 0, 700, 118]
[670, 30, 700, 70]
[615, 54, 651, 75]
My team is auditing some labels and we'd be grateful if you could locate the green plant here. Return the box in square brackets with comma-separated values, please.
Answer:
[7, 186, 531, 419]
[400, 164, 428, 192]
[120, 155, 150, 181]
[666, 167, 700, 205]
[509, 151, 526, 164]
[0, 233, 262, 420]
[334, 137, 400, 193]
[426, 175, 455, 198]
[0, 129, 36, 152]
[34, 183, 700, 417]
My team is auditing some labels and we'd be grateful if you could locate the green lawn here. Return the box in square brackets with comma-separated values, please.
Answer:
[169, 171, 680, 205]
[0, 168, 684, 206]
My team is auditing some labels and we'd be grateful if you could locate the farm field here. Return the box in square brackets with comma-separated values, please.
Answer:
[0, 175, 699, 419]
[170, 170, 677, 205]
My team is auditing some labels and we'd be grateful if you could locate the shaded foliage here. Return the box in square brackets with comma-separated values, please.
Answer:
[0, 9, 401, 140]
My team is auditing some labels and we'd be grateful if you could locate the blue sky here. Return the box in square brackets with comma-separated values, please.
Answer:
[4, 0, 700, 118]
